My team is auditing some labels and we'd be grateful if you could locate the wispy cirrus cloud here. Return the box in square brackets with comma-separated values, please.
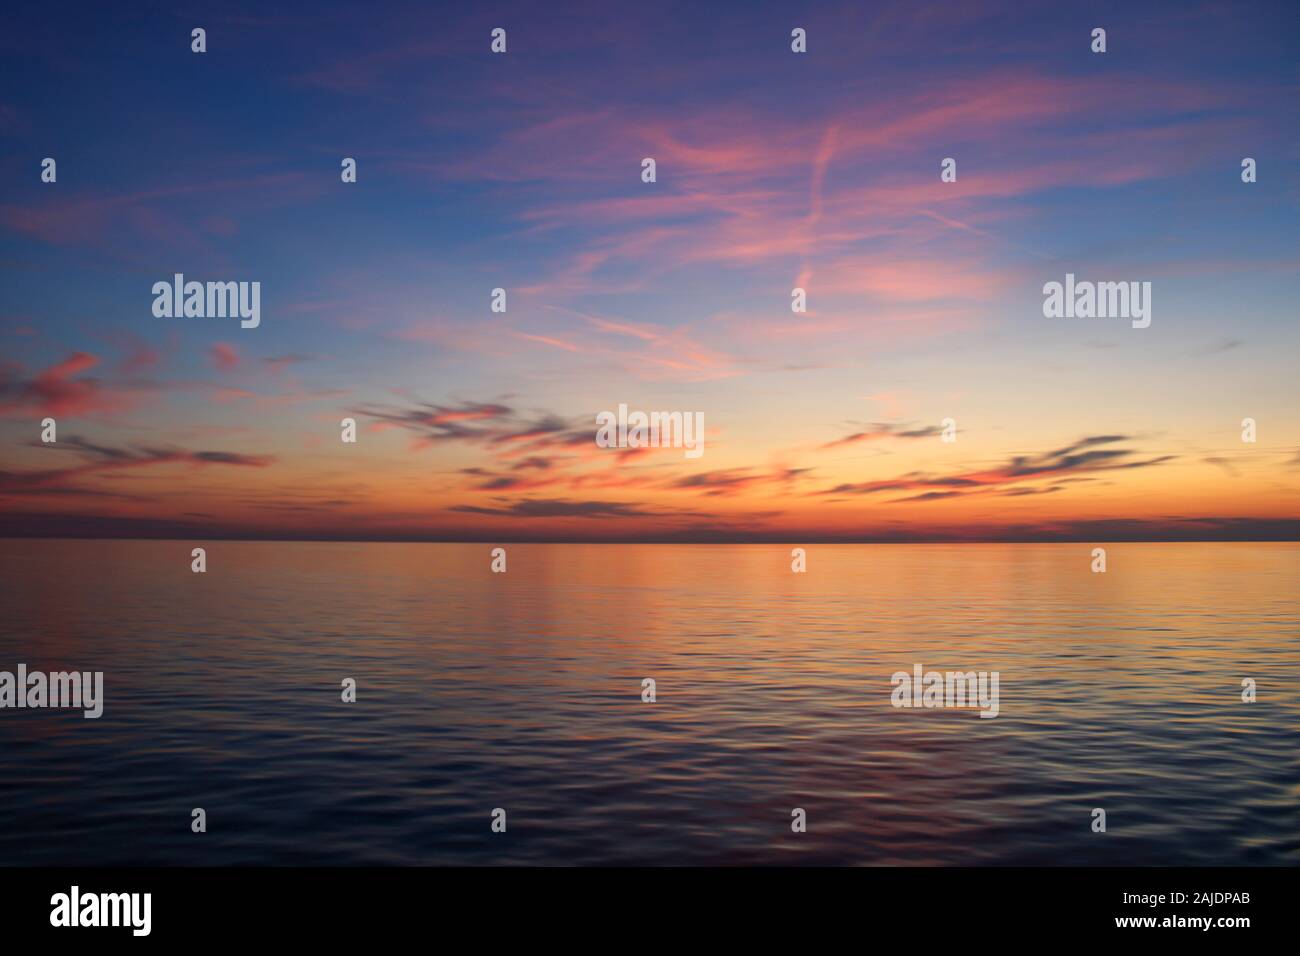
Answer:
[670, 466, 812, 498]
[0, 172, 320, 258]
[820, 422, 945, 450]
[0, 435, 275, 502]
[449, 498, 658, 519]
[819, 436, 1176, 502]
[209, 343, 241, 371]
[0, 352, 145, 418]
[357, 399, 592, 451]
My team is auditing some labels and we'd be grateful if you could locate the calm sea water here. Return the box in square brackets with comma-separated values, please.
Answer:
[0, 540, 1296, 866]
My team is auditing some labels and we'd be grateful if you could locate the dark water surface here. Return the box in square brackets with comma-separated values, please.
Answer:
[1, 540, 1296, 865]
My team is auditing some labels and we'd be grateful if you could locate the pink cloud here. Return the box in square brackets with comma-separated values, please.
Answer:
[0, 352, 137, 418]
[210, 343, 241, 371]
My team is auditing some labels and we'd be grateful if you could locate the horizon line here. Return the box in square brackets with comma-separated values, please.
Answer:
[3, 534, 1297, 545]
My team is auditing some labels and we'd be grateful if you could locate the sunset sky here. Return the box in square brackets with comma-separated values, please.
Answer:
[1, 0, 1297, 541]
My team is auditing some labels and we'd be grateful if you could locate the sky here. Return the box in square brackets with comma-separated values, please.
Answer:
[1, 0, 1297, 542]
